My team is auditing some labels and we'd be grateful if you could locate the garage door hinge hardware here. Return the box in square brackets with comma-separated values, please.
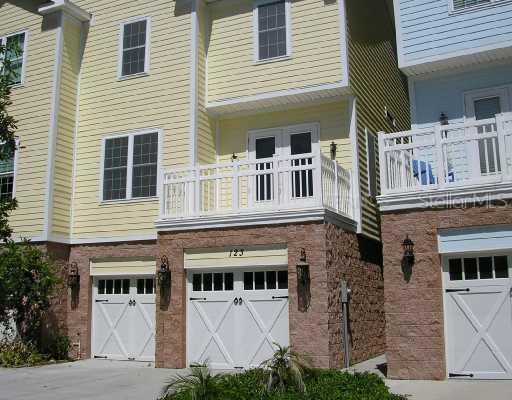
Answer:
[449, 373, 474, 378]
[234, 366, 244, 370]
[190, 297, 207, 301]
[128, 357, 135, 361]
[95, 299, 109, 303]
[272, 296, 289, 299]
[445, 288, 470, 293]
[94, 355, 108, 359]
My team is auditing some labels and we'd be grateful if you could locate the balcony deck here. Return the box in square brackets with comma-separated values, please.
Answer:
[156, 153, 356, 231]
[378, 113, 512, 211]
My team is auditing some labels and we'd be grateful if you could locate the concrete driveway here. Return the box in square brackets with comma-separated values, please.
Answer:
[0, 359, 180, 400]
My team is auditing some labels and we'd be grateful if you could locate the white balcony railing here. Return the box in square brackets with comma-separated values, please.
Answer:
[378, 113, 512, 196]
[160, 153, 354, 221]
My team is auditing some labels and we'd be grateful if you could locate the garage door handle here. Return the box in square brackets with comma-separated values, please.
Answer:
[190, 297, 206, 301]
[445, 288, 470, 293]
[95, 299, 109, 303]
[272, 296, 289, 299]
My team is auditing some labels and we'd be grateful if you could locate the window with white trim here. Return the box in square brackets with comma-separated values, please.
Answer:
[255, 0, 290, 61]
[0, 143, 15, 201]
[1, 32, 26, 85]
[120, 18, 149, 77]
[453, 0, 490, 10]
[102, 131, 159, 201]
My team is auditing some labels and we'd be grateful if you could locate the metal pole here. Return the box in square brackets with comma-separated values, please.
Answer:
[341, 280, 351, 369]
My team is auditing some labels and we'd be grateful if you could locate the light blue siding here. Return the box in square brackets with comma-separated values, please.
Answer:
[397, 0, 512, 65]
[411, 63, 512, 127]
[439, 225, 512, 253]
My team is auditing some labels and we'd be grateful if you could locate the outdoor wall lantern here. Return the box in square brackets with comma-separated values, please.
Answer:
[330, 141, 337, 160]
[402, 235, 415, 267]
[67, 261, 80, 290]
[296, 248, 311, 312]
[439, 112, 449, 126]
[158, 255, 171, 307]
[231, 152, 238, 162]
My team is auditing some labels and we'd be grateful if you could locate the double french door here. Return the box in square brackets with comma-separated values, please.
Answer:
[249, 124, 319, 206]
[187, 268, 289, 369]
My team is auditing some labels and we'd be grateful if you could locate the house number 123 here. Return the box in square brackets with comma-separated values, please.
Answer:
[229, 248, 245, 257]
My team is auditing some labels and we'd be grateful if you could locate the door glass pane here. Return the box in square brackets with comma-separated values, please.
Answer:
[114, 279, 122, 294]
[244, 272, 253, 290]
[479, 257, 493, 279]
[494, 256, 509, 278]
[255, 137, 276, 202]
[214, 273, 223, 291]
[203, 273, 213, 291]
[449, 259, 463, 281]
[255, 271, 265, 290]
[290, 132, 313, 198]
[137, 278, 145, 294]
[123, 279, 130, 294]
[266, 271, 277, 289]
[278, 271, 288, 289]
[224, 273, 234, 291]
[192, 274, 202, 291]
[106, 279, 113, 294]
[98, 280, 106, 294]
[145, 278, 154, 294]
[474, 97, 501, 120]
[464, 258, 478, 280]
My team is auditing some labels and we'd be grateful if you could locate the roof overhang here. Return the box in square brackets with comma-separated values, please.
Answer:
[38, 0, 91, 22]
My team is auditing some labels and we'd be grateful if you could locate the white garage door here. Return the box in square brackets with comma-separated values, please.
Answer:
[444, 255, 512, 379]
[187, 269, 289, 369]
[92, 277, 156, 361]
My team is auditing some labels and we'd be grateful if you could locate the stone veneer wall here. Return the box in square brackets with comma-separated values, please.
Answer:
[157, 222, 385, 369]
[381, 201, 512, 380]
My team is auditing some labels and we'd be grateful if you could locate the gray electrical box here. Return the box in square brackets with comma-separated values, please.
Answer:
[341, 280, 351, 303]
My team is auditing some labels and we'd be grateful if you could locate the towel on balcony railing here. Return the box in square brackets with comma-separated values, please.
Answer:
[412, 159, 436, 185]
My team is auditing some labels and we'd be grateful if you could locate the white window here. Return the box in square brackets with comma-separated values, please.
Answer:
[365, 129, 377, 198]
[253, 0, 291, 62]
[101, 130, 160, 202]
[119, 18, 150, 78]
[0, 142, 15, 201]
[1, 31, 27, 86]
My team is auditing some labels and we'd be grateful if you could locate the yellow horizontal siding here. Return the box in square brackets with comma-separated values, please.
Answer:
[0, 2, 56, 239]
[207, 0, 344, 102]
[71, 0, 192, 239]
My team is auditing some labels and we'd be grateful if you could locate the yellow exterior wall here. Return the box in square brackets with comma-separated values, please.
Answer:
[197, 1, 216, 165]
[346, 0, 410, 240]
[52, 15, 82, 237]
[0, 2, 57, 239]
[70, 0, 192, 240]
[218, 101, 352, 168]
[207, 0, 344, 103]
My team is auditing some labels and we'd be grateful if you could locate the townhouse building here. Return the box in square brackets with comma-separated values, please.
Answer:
[1, 0, 408, 369]
[380, 0, 512, 380]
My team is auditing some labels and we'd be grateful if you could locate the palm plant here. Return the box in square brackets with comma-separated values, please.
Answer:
[260, 343, 311, 393]
[160, 363, 223, 400]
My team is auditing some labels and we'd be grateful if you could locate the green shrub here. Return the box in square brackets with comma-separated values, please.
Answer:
[39, 332, 70, 361]
[0, 338, 46, 368]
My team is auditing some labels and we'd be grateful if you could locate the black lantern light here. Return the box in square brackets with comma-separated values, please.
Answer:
[330, 141, 337, 160]
[158, 255, 171, 286]
[67, 261, 80, 289]
[231, 152, 238, 162]
[402, 235, 415, 266]
[296, 248, 311, 312]
[439, 112, 449, 126]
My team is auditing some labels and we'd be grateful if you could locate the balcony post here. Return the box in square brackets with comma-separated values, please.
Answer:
[194, 167, 200, 215]
[333, 159, 339, 212]
[232, 160, 239, 212]
[496, 113, 510, 181]
[314, 154, 323, 207]
[378, 132, 387, 195]
[434, 124, 445, 188]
